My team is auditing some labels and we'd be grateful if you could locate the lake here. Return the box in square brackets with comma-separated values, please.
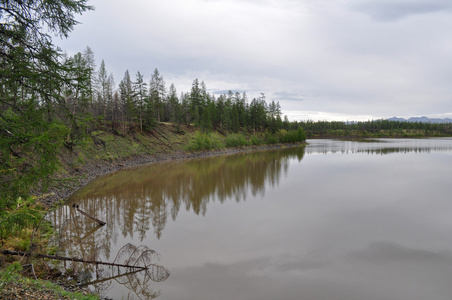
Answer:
[47, 138, 452, 300]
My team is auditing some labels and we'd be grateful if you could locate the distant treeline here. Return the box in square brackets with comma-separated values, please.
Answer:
[284, 120, 452, 138]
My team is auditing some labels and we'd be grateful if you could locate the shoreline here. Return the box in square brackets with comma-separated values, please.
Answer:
[1, 143, 304, 299]
[41, 143, 305, 207]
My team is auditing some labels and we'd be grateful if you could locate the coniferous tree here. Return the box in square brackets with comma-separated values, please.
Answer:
[118, 70, 134, 132]
[105, 73, 116, 128]
[95, 60, 110, 123]
[223, 95, 233, 131]
[249, 94, 268, 134]
[61, 51, 92, 140]
[215, 94, 226, 130]
[82, 46, 96, 111]
[167, 83, 180, 123]
[189, 79, 203, 125]
[134, 71, 147, 132]
[180, 92, 190, 124]
[0, 0, 93, 206]
[149, 68, 166, 122]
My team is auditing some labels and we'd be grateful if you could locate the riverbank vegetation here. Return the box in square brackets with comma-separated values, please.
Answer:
[292, 120, 452, 138]
[1, 0, 452, 296]
[1, 0, 304, 254]
[0, 262, 97, 299]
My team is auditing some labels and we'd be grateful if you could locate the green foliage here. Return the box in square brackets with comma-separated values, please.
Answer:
[265, 133, 279, 144]
[185, 127, 305, 153]
[225, 134, 250, 147]
[0, 262, 22, 288]
[293, 120, 452, 138]
[0, 0, 93, 207]
[0, 197, 45, 245]
[186, 132, 224, 151]
[250, 135, 265, 146]
[279, 127, 306, 143]
[0, 106, 69, 207]
[142, 115, 158, 131]
[0, 262, 22, 291]
[0, 263, 98, 299]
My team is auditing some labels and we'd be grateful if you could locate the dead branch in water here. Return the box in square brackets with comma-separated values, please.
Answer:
[72, 205, 106, 226]
[1, 250, 147, 270]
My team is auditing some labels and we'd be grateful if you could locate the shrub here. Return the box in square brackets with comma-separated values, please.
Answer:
[265, 133, 279, 144]
[250, 135, 264, 145]
[225, 134, 249, 147]
[0, 197, 45, 245]
[279, 127, 306, 143]
[186, 132, 224, 151]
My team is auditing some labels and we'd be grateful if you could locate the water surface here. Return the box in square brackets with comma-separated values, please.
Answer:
[48, 138, 452, 300]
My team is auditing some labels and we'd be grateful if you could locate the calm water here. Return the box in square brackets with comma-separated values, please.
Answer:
[48, 138, 452, 300]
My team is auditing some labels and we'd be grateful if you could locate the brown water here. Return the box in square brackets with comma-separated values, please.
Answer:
[47, 138, 452, 300]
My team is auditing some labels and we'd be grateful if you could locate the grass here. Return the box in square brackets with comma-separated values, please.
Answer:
[0, 262, 99, 299]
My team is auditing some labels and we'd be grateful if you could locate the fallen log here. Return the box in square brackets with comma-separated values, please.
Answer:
[72, 205, 106, 226]
[0, 250, 147, 270]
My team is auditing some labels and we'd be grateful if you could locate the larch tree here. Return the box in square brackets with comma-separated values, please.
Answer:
[149, 68, 166, 122]
[118, 70, 134, 133]
[134, 71, 147, 132]
[0, 0, 93, 206]
[167, 83, 179, 123]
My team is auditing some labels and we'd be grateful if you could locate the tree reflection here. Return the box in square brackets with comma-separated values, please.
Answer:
[46, 146, 305, 298]
[305, 139, 452, 155]
[52, 146, 305, 240]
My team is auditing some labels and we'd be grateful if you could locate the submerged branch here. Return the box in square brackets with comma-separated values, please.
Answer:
[0, 250, 148, 270]
[73, 205, 106, 226]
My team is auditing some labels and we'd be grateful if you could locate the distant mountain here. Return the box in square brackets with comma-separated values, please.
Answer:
[387, 116, 452, 123]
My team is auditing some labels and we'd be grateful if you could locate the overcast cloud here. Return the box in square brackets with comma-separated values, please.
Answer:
[56, 0, 452, 121]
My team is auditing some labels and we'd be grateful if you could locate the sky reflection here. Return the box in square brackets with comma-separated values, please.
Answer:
[48, 139, 452, 300]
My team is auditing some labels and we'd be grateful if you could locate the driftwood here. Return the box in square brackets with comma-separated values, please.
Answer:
[72, 205, 106, 226]
[1, 250, 147, 270]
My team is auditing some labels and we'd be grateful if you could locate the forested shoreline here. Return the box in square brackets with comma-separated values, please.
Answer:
[2, 2, 452, 298]
[2, 0, 452, 209]
[60, 48, 287, 136]
[293, 120, 452, 138]
[0, 0, 306, 251]
[2, 0, 452, 254]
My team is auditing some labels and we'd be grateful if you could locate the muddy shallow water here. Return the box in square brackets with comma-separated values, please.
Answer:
[47, 138, 452, 300]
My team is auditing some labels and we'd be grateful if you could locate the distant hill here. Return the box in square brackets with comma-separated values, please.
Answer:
[387, 116, 452, 123]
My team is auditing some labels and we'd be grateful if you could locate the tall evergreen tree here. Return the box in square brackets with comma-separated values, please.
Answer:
[118, 70, 134, 132]
[0, 0, 93, 205]
[95, 60, 109, 121]
[134, 71, 147, 132]
[189, 79, 202, 125]
[105, 73, 116, 127]
[149, 68, 166, 122]
[82, 46, 96, 111]
[167, 83, 180, 123]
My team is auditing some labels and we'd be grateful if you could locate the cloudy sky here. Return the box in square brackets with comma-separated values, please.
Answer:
[56, 0, 452, 121]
